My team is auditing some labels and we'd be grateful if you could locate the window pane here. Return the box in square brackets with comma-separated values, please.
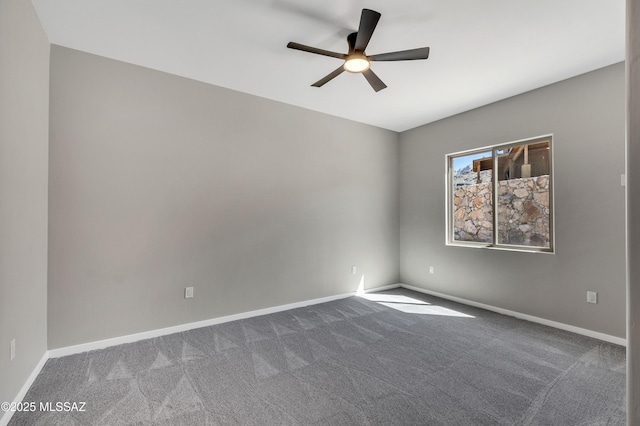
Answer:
[452, 151, 493, 243]
[496, 140, 551, 247]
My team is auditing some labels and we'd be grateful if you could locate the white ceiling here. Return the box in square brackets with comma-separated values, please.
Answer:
[31, 0, 625, 132]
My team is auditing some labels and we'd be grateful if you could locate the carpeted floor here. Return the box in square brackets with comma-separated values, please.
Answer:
[8, 288, 626, 425]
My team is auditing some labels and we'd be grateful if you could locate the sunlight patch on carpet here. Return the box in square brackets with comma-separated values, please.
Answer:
[359, 293, 475, 317]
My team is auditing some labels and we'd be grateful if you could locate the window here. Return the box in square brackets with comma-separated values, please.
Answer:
[447, 135, 553, 252]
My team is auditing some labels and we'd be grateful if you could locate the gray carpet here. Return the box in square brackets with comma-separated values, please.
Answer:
[8, 288, 626, 425]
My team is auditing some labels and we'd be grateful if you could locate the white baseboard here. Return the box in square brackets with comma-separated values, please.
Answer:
[399, 283, 627, 347]
[0, 351, 49, 426]
[49, 291, 357, 358]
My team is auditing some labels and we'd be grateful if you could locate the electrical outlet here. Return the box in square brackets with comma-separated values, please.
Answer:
[429, 266, 435, 274]
[352, 266, 357, 275]
[185, 287, 194, 299]
[587, 291, 597, 304]
[10, 339, 15, 360]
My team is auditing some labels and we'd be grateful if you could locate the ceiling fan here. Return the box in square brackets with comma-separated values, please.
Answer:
[287, 8, 430, 92]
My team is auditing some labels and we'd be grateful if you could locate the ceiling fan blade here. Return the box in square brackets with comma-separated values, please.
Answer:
[311, 66, 346, 87]
[362, 68, 387, 92]
[354, 9, 381, 51]
[368, 47, 430, 62]
[287, 42, 346, 59]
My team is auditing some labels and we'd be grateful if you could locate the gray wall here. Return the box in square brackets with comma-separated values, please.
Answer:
[399, 63, 626, 338]
[627, 0, 640, 423]
[0, 0, 49, 408]
[47, 46, 400, 349]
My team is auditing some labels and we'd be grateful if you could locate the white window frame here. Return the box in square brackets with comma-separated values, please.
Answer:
[445, 135, 555, 253]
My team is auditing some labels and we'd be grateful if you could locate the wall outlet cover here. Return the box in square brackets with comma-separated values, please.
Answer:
[185, 287, 194, 299]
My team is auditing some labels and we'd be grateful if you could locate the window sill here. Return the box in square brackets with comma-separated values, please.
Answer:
[446, 241, 555, 254]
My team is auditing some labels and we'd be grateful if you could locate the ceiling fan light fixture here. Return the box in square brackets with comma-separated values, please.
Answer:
[344, 55, 370, 73]
[287, 8, 429, 90]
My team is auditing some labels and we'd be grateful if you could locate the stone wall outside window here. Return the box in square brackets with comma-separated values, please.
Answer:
[453, 175, 550, 247]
